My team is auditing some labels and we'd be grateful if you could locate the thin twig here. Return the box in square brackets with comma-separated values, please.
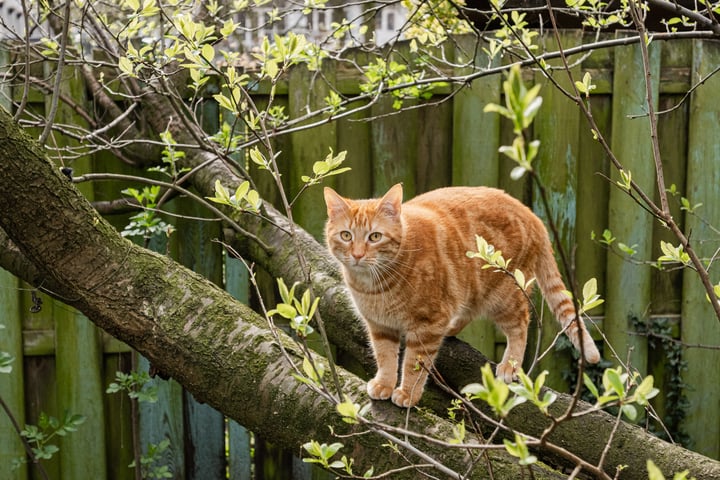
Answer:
[629, 0, 670, 217]
[39, 0, 72, 145]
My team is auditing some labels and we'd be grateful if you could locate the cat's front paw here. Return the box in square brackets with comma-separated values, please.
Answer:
[367, 378, 394, 400]
[495, 362, 518, 383]
[391, 388, 421, 408]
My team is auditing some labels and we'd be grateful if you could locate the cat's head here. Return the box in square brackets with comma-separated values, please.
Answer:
[323, 184, 403, 271]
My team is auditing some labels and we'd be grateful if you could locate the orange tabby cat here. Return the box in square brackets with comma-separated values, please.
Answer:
[324, 184, 600, 408]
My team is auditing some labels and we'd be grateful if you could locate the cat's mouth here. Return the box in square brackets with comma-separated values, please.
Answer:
[344, 256, 370, 269]
[347, 258, 365, 267]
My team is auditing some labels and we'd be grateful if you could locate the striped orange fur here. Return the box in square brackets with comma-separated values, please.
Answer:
[324, 184, 600, 408]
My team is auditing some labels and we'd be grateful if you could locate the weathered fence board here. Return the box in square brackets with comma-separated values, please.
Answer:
[56, 308, 107, 480]
[102, 352, 134, 480]
[604, 33, 660, 377]
[681, 39, 720, 459]
[225, 257, 253, 480]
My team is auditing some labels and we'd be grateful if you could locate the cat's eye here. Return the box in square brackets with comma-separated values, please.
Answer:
[339, 231, 352, 241]
[368, 232, 382, 242]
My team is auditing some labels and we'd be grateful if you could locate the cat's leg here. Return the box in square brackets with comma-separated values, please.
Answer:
[366, 322, 401, 400]
[494, 300, 530, 383]
[392, 330, 444, 408]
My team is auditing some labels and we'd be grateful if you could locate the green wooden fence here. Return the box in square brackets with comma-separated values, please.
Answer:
[1, 33, 720, 479]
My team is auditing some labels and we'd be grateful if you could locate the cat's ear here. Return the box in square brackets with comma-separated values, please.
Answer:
[324, 187, 351, 219]
[378, 183, 403, 218]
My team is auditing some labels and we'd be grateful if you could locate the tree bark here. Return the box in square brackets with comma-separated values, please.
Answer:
[0, 107, 568, 479]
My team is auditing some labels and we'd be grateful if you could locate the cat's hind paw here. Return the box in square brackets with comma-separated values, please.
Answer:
[495, 362, 518, 384]
[367, 378, 394, 400]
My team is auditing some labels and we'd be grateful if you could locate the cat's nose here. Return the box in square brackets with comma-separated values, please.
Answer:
[351, 247, 365, 261]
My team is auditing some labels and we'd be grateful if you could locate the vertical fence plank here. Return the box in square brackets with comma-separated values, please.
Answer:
[103, 352, 135, 480]
[138, 354, 186, 479]
[452, 35, 502, 360]
[289, 62, 338, 239]
[174, 193, 227, 479]
[648, 86, 690, 428]
[681, 39, 720, 459]
[452, 35, 502, 189]
[139, 236, 185, 479]
[531, 31, 582, 389]
[604, 33, 660, 377]
[575, 93, 611, 325]
[56, 308, 108, 480]
[416, 100, 452, 192]
[19, 278, 61, 480]
[225, 256, 253, 480]
[652, 41, 691, 315]
[0, 269, 27, 480]
[335, 98, 373, 199]
[370, 97, 419, 196]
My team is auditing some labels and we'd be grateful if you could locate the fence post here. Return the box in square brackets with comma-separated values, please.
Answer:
[681, 39, 720, 459]
[603, 32, 660, 379]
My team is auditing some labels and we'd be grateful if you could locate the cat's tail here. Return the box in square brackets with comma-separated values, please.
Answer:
[535, 244, 601, 364]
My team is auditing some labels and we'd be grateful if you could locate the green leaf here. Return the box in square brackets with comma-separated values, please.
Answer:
[264, 59, 279, 79]
[313, 161, 330, 176]
[221, 19, 237, 37]
[302, 356, 324, 384]
[633, 375, 660, 405]
[603, 367, 626, 397]
[510, 166, 527, 180]
[274, 303, 296, 319]
[214, 180, 230, 202]
[582, 278, 597, 302]
[234, 181, 250, 203]
[618, 242, 637, 256]
[249, 147, 267, 167]
[336, 397, 360, 424]
[201, 43, 215, 63]
[213, 93, 236, 112]
[621, 403, 637, 421]
[118, 56, 135, 77]
[647, 460, 666, 480]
